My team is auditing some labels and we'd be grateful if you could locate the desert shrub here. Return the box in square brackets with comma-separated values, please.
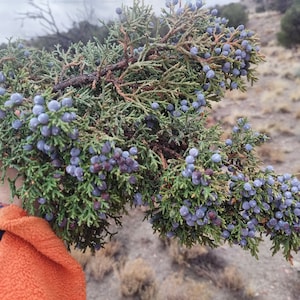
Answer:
[166, 238, 208, 266]
[85, 240, 122, 280]
[0, 0, 300, 262]
[217, 3, 249, 28]
[255, 5, 266, 13]
[277, 1, 300, 48]
[269, 0, 294, 13]
[157, 273, 211, 300]
[220, 265, 246, 291]
[70, 245, 92, 268]
[163, 240, 253, 299]
[119, 258, 157, 299]
[254, 0, 293, 13]
[27, 21, 111, 52]
[219, 266, 255, 299]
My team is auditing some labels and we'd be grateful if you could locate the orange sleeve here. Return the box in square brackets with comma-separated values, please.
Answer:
[0, 205, 86, 300]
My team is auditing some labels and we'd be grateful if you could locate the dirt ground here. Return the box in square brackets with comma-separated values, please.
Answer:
[78, 10, 300, 300]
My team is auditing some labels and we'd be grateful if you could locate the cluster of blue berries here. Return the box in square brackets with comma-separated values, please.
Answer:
[151, 112, 300, 252]
[166, 0, 203, 13]
[25, 96, 78, 160]
[222, 118, 266, 162]
[0, 88, 80, 179]
[150, 90, 207, 119]
[4, 92, 24, 109]
[89, 144, 139, 175]
[178, 199, 221, 229]
[182, 147, 221, 181]
[185, 9, 260, 92]
[29, 96, 76, 131]
[0, 73, 22, 121]
[86, 141, 141, 204]
[224, 167, 300, 247]
[66, 147, 84, 181]
[170, 162, 300, 250]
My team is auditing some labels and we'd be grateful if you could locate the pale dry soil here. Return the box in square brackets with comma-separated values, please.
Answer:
[84, 11, 300, 300]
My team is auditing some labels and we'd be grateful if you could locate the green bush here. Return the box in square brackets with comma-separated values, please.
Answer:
[255, 5, 266, 13]
[27, 20, 111, 51]
[277, 2, 300, 48]
[269, 0, 294, 13]
[0, 0, 300, 261]
[217, 3, 249, 28]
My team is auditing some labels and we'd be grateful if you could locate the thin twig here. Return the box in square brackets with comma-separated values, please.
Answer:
[17, 0, 73, 42]
[52, 57, 136, 92]
[52, 23, 186, 92]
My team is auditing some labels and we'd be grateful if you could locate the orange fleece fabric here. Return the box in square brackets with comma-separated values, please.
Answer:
[0, 204, 86, 300]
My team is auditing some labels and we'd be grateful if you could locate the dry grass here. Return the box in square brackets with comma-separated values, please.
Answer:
[255, 120, 295, 138]
[87, 255, 115, 281]
[219, 265, 245, 291]
[70, 246, 92, 269]
[167, 238, 208, 266]
[259, 91, 277, 111]
[291, 91, 300, 103]
[85, 240, 123, 281]
[268, 121, 295, 137]
[225, 89, 249, 102]
[219, 266, 255, 300]
[257, 88, 289, 113]
[263, 79, 287, 97]
[156, 272, 211, 300]
[167, 239, 228, 287]
[165, 240, 255, 299]
[276, 104, 292, 114]
[189, 253, 255, 299]
[118, 257, 157, 300]
[257, 144, 285, 164]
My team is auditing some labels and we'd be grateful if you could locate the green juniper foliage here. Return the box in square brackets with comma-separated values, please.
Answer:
[0, 0, 299, 260]
[277, 0, 300, 49]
